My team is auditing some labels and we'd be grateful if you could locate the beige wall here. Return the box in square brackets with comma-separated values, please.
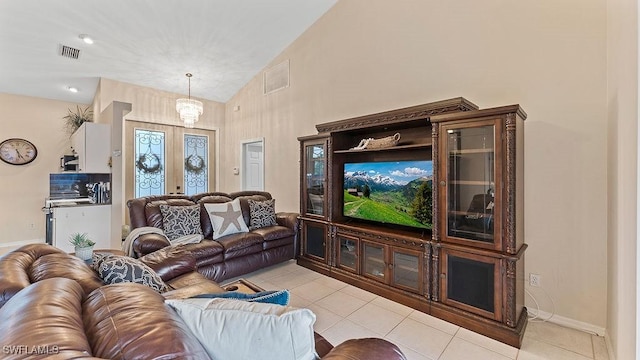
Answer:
[96, 78, 225, 130]
[0, 93, 88, 251]
[606, 0, 638, 357]
[221, 0, 609, 331]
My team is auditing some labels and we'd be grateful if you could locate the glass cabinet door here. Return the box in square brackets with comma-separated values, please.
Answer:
[337, 234, 358, 273]
[444, 123, 498, 245]
[362, 242, 386, 281]
[440, 248, 502, 321]
[391, 249, 422, 292]
[304, 142, 326, 217]
[302, 220, 328, 262]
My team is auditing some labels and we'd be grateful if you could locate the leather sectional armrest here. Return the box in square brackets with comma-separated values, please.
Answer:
[321, 338, 407, 360]
[138, 245, 197, 281]
[132, 233, 171, 258]
[275, 212, 300, 231]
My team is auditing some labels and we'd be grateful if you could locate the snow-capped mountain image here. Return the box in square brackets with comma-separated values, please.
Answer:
[344, 171, 404, 191]
[342, 160, 433, 230]
[344, 161, 433, 192]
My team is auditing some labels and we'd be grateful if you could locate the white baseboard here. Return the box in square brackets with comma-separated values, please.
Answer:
[532, 309, 606, 337]
[0, 239, 45, 256]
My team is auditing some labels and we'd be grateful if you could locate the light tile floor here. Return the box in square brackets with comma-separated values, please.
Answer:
[226, 260, 609, 360]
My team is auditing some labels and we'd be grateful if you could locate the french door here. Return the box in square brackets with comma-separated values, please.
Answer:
[125, 121, 216, 203]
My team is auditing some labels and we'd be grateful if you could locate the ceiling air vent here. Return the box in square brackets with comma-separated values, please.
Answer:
[264, 59, 290, 95]
[58, 44, 81, 60]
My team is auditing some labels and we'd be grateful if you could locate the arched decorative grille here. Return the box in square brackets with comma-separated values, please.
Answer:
[184, 134, 208, 195]
[135, 129, 165, 197]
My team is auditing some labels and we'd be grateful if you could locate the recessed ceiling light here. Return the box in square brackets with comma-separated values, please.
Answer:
[67, 86, 79, 93]
[78, 34, 93, 44]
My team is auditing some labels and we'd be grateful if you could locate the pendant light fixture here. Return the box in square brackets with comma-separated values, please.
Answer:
[176, 73, 203, 128]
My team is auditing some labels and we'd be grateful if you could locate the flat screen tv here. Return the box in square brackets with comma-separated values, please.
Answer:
[343, 160, 433, 230]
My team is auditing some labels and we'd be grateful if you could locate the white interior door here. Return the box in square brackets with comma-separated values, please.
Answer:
[242, 139, 264, 191]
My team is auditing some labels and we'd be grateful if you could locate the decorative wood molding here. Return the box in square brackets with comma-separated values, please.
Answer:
[423, 245, 432, 299]
[505, 112, 517, 254]
[432, 123, 440, 243]
[430, 104, 526, 124]
[335, 226, 428, 249]
[315, 97, 478, 133]
[431, 245, 440, 301]
[505, 259, 517, 327]
[329, 224, 337, 266]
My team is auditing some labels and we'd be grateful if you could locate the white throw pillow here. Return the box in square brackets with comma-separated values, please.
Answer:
[166, 298, 317, 360]
[204, 199, 249, 240]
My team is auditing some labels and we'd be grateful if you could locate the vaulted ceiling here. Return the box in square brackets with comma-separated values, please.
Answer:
[0, 0, 337, 104]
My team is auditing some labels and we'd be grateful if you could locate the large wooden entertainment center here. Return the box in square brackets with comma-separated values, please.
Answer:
[297, 97, 528, 347]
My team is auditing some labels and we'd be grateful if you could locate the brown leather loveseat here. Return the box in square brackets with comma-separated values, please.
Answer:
[0, 244, 407, 359]
[127, 191, 299, 282]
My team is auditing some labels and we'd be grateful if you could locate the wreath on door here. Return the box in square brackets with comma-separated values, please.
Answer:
[185, 154, 206, 175]
[136, 153, 163, 174]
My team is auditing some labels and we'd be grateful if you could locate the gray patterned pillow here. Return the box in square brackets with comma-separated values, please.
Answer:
[95, 254, 170, 293]
[159, 204, 203, 241]
[248, 199, 277, 230]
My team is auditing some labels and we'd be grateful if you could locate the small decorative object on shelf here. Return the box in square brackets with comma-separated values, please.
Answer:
[350, 132, 401, 150]
[63, 105, 93, 135]
[69, 232, 95, 261]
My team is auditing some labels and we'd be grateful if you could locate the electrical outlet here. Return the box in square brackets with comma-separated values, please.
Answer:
[529, 273, 541, 287]
[28, 223, 35, 230]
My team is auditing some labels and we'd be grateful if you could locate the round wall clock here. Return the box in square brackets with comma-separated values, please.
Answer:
[0, 138, 38, 165]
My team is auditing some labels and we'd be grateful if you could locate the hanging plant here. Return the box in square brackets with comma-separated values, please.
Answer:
[136, 153, 163, 174]
[185, 154, 206, 175]
[63, 105, 93, 135]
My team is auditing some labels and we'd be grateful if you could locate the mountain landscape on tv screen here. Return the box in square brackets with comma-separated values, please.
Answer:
[343, 161, 433, 229]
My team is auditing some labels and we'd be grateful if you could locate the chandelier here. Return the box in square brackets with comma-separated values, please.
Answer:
[176, 73, 203, 128]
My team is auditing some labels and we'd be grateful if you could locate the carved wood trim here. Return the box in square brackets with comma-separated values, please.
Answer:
[335, 226, 428, 249]
[423, 244, 432, 299]
[504, 113, 517, 254]
[328, 224, 337, 266]
[505, 259, 517, 327]
[326, 137, 333, 221]
[315, 98, 478, 133]
[431, 123, 440, 242]
[431, 244, 440, 301]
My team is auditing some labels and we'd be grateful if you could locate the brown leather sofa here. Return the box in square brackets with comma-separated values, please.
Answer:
[127, 191, 299, 283]
[0, 244, 407, 360]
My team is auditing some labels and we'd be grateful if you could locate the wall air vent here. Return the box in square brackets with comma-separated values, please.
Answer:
[264, 59, 290, 95]
[58, 44, 81, 60]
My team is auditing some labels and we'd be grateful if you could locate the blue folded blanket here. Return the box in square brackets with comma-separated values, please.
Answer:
[191, 289, 290, 306]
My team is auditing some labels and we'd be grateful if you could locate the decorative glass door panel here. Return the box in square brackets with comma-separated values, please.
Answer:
[337, 234, 358, 272]
[126, 122, 216, 220]
[363, 242, 386, 281]
[183, 134, 209, 195]
[445, 124, 497, 244]
[303, 221, 327, 261]
[134, 129, 166, 197]
[392, 249, 421, 292]
[304, 142, 326, 217]
[441, 248, 502, 321]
